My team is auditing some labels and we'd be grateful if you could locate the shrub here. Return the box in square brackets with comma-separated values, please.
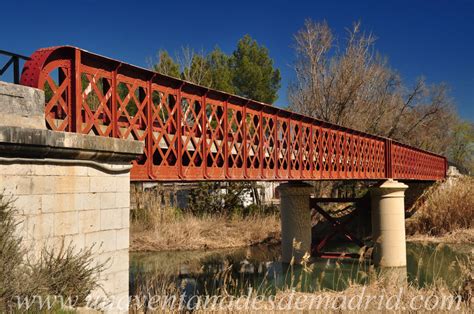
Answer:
[407, 176, 474, 236]
[187, 181, 250, 217]
[131, 185, 183, 228]
[0, 194, 106, 311]
[0, 195, 25, 309]
[187, 181, 277, 217]
[28, 243, 107, 307]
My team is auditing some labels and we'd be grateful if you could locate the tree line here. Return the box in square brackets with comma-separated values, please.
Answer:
[150, 35, 281, 104]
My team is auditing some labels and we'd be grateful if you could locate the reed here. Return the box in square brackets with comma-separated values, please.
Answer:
[407, 176, 474, 237]
[131, 213, 281, 252]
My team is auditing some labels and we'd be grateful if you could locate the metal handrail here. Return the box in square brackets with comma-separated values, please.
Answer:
[0, 49, 31, 84]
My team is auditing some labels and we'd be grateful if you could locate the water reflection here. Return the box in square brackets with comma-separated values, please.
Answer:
[130, 242, 472, 296]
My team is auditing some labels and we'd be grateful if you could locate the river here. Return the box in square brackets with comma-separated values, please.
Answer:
[130, 242, 473, 296]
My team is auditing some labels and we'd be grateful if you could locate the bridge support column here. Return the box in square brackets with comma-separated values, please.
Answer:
[370, 179, 408, 268]
[277, 182, 313, 264]
[0, 82, 144, 313]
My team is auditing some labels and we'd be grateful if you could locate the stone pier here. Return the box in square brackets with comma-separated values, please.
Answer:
[0, 81, 143, 311]
[370, 179, 409, 283]
[277, 182, 313, 264]
[370, 179, 408, 267]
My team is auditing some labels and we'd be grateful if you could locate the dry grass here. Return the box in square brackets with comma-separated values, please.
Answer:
[0, 194, 106, 311]
[131, 213, 281, 252]
[408, 228, 474, 244]
[407, 176, 474, 237]
[270, 281, 472, 313]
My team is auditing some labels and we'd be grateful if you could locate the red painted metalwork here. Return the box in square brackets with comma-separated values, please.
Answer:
[20, 46, 447, 181]
[310, 197, 365, 259]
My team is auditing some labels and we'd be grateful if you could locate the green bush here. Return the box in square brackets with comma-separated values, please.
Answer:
[187, 181, 277, 217]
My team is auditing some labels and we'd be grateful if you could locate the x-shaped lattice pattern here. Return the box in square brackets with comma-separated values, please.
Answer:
[151, 87, 178, 168]
[246, 112, 261, 171]
[181, 96, 203, 168]
[205, 101, 225, 168]
[262, 116, 276, 176]
[27, 46, 446, 181]
[80, 69, 113, 136]
[43, 63, 71, 131]
[116, 77, 148, 141]
[227, 107, 244, 172]
[289, 122, 301, 174]
[301, 125, 311, 175]
[277, 120, 289, 176]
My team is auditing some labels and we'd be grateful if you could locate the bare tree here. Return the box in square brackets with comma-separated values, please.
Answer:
[177, 46, 212, 86]
[289, 20, 455, 154]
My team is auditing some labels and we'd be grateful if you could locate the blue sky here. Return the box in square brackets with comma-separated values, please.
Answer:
[2, 0, 473, 120]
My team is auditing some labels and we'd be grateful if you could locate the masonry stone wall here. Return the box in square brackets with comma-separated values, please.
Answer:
[0, 162, 130, 304]
[0, 81, 143, 312]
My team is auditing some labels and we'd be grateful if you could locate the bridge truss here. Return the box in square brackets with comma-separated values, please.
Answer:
[20, 46, 446, 181]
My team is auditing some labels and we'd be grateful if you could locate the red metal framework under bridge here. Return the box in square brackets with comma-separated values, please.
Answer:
[19, 46, 447, 182]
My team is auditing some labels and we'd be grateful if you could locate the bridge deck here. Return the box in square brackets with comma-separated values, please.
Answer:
[19, 46, 446, 181]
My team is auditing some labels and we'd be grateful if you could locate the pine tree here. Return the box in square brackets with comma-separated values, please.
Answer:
[231, 35, 281, 103]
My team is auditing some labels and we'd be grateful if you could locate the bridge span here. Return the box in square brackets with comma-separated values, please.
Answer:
[0, 46, 452, 308]
[19, 46, 446, 182]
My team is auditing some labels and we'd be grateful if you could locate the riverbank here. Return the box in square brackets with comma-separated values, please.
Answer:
[407, 228, 474, 244]
[130, 214, 280, 252]
[131, 176, 473, 252]
[131, 218, 474, 253]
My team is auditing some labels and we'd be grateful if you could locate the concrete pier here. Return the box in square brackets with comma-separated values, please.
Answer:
[370, 179, 408, 267]
[277, 182, 313, 264]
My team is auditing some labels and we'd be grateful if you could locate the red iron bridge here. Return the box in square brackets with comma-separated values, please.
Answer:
[19, 46, 446, 182]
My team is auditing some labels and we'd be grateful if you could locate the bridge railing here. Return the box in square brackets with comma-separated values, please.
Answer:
[19, 46, 447, 181]
[0, 50, 30, 84]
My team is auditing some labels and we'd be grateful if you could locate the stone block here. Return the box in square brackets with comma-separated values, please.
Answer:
[0, 164, 34, 176]
[87, 167, 107, 177]
[42, 194, 76, 213]
[34, 164, 89, 177]
[115, 177, 130, 192]
[82, 192, 101, 210]
[55, 233, 86, 253]
[79, 210, 100, 233]
[100, 193, 116, 209]
[29, 176, 57, 195]
[116, 229, 129, 250]
[115, 192, 130, 208]
[55, 176, 90, 194]
[121, 208, 130, 229]
[13, 194, 42, 215]
[54, 211, 79, 236]
[5, 175, 33, 195]
[113, 271, 129, 294]
[13, 214, 27, 239]
[100, 209, 122, 230]
[90, 177, 116, 193]
[85, 230, 116, 252]
[0, 81, 45, 130]
[106, 249, 129, 274]
[94, 251, 115, 270]
[27, 213, 55, 240]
